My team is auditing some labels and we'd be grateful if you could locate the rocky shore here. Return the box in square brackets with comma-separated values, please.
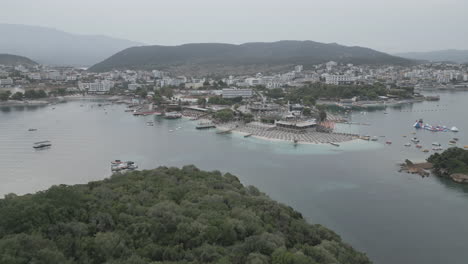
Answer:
[400, 160, 468, 184]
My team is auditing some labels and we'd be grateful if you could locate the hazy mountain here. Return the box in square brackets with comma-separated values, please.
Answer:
[0, 53, 37, 66]
[89, 40, 413, 75]
[395, 49, 468, 64]
[0, 24, 143, 66]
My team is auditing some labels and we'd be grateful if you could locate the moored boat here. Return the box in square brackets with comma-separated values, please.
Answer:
[196, 122, 216, 129]
[33, 141, 51, 149]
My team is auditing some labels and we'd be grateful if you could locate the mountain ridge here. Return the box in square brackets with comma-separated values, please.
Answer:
[0, 24, 143, 66]
[89, 40, 413, 75]
[395, 49, 468, 64]
[0, 53, 38, 66]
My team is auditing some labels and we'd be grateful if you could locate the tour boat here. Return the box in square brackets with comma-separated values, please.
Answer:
[33, 141, 51, 149]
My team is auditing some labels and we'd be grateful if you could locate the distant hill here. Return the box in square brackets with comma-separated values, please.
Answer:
[0, 24, 143, 66]
[0, 53, 37, 66]
[395, 49, 468, 64]
[89, 40, 413, 75]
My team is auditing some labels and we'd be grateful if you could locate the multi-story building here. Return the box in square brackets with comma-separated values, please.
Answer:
[81, 80, 114, 94]
[325, 75, 355, 85]
[0, 78, 14, 86]
[222, 88, 253, 99]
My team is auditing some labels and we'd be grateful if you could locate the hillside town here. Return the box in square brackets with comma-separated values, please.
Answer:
[1, 62, 468, 95]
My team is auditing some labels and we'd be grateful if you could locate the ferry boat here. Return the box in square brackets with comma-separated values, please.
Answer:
[33, 141, 52, 149]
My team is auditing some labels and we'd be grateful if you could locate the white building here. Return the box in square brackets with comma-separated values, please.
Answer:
[325, 75, 355, 85]
[82, 80, 114, 94]
[128, 83, 140, 91]
[245, 78, 262, 86]
[294, 65, 303, 73]
[0, 78, 14, 86]
[222, 88, 253, 99]
[28, 73, 42, 80]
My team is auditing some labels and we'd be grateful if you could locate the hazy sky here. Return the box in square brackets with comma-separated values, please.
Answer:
[1, 0, 467, 53]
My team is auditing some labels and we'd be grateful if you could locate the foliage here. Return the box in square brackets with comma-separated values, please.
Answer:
[286, 83, 387, 102]
[265, 88, 285, 99]
[302, 108, 312, 117]
[319, 111, 327, 122]
[24, 90, 47, 99]
[208, 96, 242, 105]
[213, 109, 235, 122]
[197, 98, 207, 108]
[0, 91, 11, 101]
[0, 166, 371, 264]
[11, 92, 24, 101]
[427, 148, 468, 176]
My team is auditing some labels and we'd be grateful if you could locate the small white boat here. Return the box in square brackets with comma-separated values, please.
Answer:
[432, 142, 441, 147]
[404, 143, 411, 147]
[411, 137, 420, 143]
[146, 122, 154, 126]
[451, 127, 459, 132]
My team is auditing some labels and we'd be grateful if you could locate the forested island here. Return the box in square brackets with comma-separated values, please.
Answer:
[428, 147, 468, 183]
[0, 166, 371, 264]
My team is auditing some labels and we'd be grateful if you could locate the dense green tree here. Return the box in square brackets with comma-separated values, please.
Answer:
[319, 110, 327, 122]
[213, 109, 235, 122]
[428, 147, 468, 176]
[0, 91, 11, 101]
[11, 92, 24, 101]
[0, 166, 371, 264]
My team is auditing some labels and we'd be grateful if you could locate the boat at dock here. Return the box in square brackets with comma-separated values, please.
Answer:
[329, 142, 340, 147]
[371, 136, 378, 141]
[196, 122, 216, 129]
[244, 133, 253, 138]
[217, 128, 233, 134]
[360, 135, 371, 141]
[33, 141, 51, 149]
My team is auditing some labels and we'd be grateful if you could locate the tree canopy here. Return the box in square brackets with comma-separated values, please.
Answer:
[0, 166, 371, 264]
[428, 147, 468, 176]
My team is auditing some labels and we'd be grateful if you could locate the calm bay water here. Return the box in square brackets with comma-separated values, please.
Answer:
[1, 92, 468, 264]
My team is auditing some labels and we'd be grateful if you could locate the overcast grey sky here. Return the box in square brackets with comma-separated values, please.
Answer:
[1, 0, 467, 53]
